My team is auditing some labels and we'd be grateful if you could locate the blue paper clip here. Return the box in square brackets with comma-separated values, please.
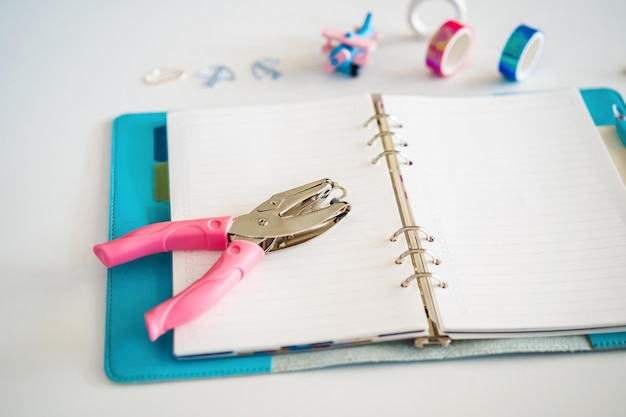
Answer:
[197, 65, 236, 87]
[251, 58, 282, 80]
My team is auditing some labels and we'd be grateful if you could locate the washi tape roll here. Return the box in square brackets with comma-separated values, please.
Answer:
[408, 0, 468, 38]
[425, 20, 474, 77]
[498, 24, 545, 81]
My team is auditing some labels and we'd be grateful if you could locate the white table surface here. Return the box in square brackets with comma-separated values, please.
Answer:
[2, 0, 626, 415]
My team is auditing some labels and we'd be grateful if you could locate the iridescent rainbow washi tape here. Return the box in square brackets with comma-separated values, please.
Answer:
[425, 20, 474, 77]
[498, 24, 545, 81]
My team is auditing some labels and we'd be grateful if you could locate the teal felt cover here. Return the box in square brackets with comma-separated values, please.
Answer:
[103, 89, 626, 383]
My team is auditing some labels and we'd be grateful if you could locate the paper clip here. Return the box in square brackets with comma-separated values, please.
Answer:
[143, 67, 188, 85]
[613, 104, 626, 146]
[251, 58, 282, 80]
[197, 65, 236, 87]
[614, 104, 626, 121]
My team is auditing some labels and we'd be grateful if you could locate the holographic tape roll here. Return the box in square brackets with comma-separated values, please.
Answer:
[498, 24, 545, 81]
[407, 0, 468, 38]
[425, 20, 474, 77]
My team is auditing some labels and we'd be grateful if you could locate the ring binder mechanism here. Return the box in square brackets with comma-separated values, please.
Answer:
[401, 273, 448, 289]
[371, 150, 413, 165]
[389, 226, 435, 242]
[366, 94, 451, 348]
[395, 249, 441, 265]
[367, 131, 408, 147]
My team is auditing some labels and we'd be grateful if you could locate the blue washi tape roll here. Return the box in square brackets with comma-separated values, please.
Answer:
[499, 24, 545, 81]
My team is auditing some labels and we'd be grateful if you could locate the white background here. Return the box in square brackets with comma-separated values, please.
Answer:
[1, 0, 625, 416]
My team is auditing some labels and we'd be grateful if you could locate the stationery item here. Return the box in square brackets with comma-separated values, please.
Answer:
[143, 67, 188, 85]
[425, 19, 473, 76]
[153, 126, 168, 162]
[498, 24, 545, 81]
[321, 12, 379, 77]
[167, 96, 430, 358]
[614, 104, 626, 145]
[251, 58, 283, 80]
[166, 87, 626, 358]
[102, 88, 626, 383]
[197, 65, 236, 87]
[580, 88, 626, 146]
[153, 126, 169, 201]
[93, 179, 350, 341]
[407, 0, 468, 38]
[382, 89, 626, 343]
[153, 162, 169, 202]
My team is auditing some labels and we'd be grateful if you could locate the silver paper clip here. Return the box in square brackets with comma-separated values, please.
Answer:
[613, 104, 626, 146]
[198, 65, 236, 87]
[252, 58, 282, 80]
[143, 67, 188, 85]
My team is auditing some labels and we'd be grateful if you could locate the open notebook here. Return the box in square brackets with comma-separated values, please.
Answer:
[165, 88, 626, 359]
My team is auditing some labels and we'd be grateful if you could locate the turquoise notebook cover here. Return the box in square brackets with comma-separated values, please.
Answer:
[103, 89, 626, 383]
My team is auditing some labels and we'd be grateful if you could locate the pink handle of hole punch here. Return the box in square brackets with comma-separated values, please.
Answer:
[144, 240, 265, 341]
[93, 216, 235, 268]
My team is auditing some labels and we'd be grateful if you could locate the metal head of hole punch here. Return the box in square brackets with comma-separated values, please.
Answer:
[252, 58, 282, 80]
[198, 65, 236, 87]
[143, 67, 188, 85]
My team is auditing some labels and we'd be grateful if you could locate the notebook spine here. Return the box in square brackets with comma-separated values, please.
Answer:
[366, 94, 450, 348]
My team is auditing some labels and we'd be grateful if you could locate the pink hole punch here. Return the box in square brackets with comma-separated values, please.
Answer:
[94, 179, 351, 341]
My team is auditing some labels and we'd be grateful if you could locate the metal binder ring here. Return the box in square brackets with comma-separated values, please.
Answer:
[395, 249, 441, 265]
[401, 273, 448, 289]
[390, 226, 435, 242]
[367, 131, 408, 147]
[371, 151, 413, 165]
[363, 113, 403, 129]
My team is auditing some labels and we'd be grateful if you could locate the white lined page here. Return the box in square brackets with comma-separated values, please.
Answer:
[382, 89, 626, 334]
[167, 95, 428, 357]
